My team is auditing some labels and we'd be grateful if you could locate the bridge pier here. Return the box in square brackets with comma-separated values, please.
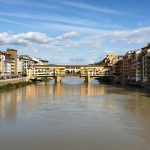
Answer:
[84, 76, 91, 83]
[54, 76, 62, 83]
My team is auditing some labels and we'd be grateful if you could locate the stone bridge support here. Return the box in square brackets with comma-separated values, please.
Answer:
[84, 76, 91, 83]
[54, 76, 62, 83]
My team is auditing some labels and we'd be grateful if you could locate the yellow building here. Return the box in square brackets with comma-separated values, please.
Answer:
[10, 59, 15, 75]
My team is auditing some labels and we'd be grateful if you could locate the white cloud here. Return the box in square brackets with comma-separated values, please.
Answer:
[0, 26, 150, 56]
[0, 32, 8, 44]
[0, 31, 78, 46]
[62, 1, 127, 15]
[0, 32, 48, 45]
[69, 54, 100, 64]
[101, 27, 150, 44]
[11, 32, 51, 44]
[55, 31, 78, 41]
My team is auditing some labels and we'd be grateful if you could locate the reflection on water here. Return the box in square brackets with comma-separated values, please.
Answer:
[0, 77, 150, 150]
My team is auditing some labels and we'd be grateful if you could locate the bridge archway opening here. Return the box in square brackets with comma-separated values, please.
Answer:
[61, 77, 99, 84]
[65, 70, 70, 74]
[61, 76, 84, 84]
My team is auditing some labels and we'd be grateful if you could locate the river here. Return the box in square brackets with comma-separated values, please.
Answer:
[0, 77, 150, 150]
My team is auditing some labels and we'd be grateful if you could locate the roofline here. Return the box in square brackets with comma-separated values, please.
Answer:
[32, 65, 112, 68]
[7, 49, 17, 52]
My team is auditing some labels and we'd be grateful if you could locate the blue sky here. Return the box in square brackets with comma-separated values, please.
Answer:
[0, 0, 150, 64]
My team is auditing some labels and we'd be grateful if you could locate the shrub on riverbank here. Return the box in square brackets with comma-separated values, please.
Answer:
[0, 81, 32, 91]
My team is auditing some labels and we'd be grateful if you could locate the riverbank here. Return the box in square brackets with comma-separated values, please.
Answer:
[95, 76, 113, 84]
[0, 78, 33, 91]
[0, 80, 32, 91]
[96, 77, 150, 90]
[0, 77, 53, 91]
[0, 77, 28, 84]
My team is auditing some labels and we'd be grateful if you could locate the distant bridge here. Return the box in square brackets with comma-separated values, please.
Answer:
[27, 65, 112, 83]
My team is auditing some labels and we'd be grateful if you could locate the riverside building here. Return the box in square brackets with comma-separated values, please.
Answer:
[0, 49, 48, 79]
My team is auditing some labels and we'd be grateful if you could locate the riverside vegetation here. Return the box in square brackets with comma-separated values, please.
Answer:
[0, 77, 52, 92]
[0, 81, 32, 91]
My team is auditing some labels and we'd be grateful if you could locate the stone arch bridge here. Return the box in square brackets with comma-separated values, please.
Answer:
[27, 65, 112, 83]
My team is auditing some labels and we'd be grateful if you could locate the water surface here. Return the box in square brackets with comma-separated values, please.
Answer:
[0, 77, 150, 150]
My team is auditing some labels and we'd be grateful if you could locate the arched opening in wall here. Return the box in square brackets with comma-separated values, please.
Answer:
[65, 70, 71, 75]
[91, 78, 100, 84]
[71, 70, 75, 74]
[76, 71, 81, 75]
[65, 70, 81, 76]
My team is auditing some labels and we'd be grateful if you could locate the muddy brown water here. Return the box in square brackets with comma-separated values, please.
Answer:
[0, 77, 150, 150]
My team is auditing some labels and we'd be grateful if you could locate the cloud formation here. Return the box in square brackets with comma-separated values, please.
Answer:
[0, 32, 76, 46]
[55, 31, 78, 41]
[101, 27, 150, 44]
[0, 27, 150, 49]
[62, 1, 126, 15]
[0, 26, 150, 64]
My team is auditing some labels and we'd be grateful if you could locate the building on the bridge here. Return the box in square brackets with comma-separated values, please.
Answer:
[27, 65, 55, 79]
[27, 65, 113, 83]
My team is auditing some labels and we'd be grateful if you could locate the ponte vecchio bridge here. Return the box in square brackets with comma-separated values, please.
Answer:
[27, 65, 112, 83]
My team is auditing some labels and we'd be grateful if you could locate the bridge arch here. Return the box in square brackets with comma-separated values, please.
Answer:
[59, 76, 85, 83]
[53, 75, 97, 83]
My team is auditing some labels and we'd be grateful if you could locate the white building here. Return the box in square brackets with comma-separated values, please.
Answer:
[4, 60, 11, 76]
[37, 58, 49, 65]
[17, 57, 23, 76]
[0, 51, 11, 77]
[135, 49, 142, 82]
[30, 57, 49, 65]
